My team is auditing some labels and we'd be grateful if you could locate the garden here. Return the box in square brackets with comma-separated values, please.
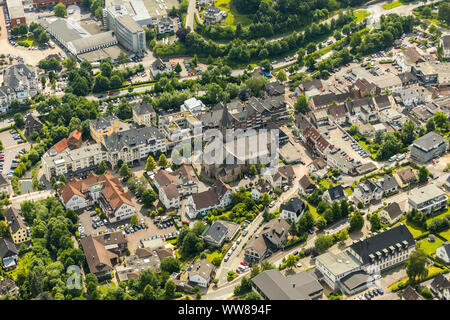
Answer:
[382, 1, 405, 10]
[417, 236, 445, 256]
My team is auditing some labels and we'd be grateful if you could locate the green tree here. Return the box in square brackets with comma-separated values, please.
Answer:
[192, 221, 206, 235]
[164, 280, 176, 299]
[130, 215, 138, 226]
[14, 113, 25, 128]
[54, 2, 67, 17]
[285, 254, 296, 270]
[174, 63, 182, 73]
[338, 229, 348, 243]
[245, 292, 261, 300]
[110, 75, 122, 89]
[96, 161, 108, 175]
[119, 163, 131, 178]
[294, 95, 309, 114]
[160, 257, 180, 273]
[349, 211, 364, 232]
[368, 212, 381, 232]
[418, 166, 429, 183]
[406, 249, 428, 283]
[249, 165, 257, 176]
[141, 189, 157, 207]
[315, 234, 333, 252]
[316, 217, 327, 230]
[348, 125, 359, 136]
[158, 154, 169, 168]
[0, 220, 9, 237]
[276, 69, 287, 82]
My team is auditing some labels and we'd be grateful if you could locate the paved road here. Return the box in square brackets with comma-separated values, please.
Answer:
[186, 0, 196, 31]
[10, 189, 55, 205]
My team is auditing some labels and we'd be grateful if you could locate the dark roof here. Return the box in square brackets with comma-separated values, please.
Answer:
[374, 95, 391, 108]
[349, 224, 415, 264]
[402, 286, 422, 300]
[301, 79, 323, 91]
[299, 175, 315, 191]
[327, 185, 346, 202]
[398, 72, 418, 84]
[412, 131, 446, 152]
[430, 273, 450, 292]
[90, 116, 118, 131]
[340, 271, 373, 291]
[380, 175, 399, 192]
[202, 221, 228, 244]
[263, 81, 285, 96]
[5, 207, 27, 235]
[191, 180, 232, 210]
[0, 238, 17, 258]
[280, 198, 305, 218]
[312, 92, 351, 108]
[132, 101, 155, 115]
[102, 126, 164, 152]
[251, 269, 311, 300]
[383, 202, 403, 221]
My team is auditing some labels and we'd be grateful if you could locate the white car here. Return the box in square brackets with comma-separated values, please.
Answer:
[296, 262, 302, 268]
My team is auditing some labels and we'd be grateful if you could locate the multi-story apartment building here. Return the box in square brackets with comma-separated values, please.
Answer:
[408, 184, 448, 215]
[441, 35, 450, 59]
[59, 172, 135, 222]
[352, 179, 383, 206]
[0, 64, 39, 112]
[132, 101, 156, 127]
[41, 143, 105, 181]
[89, 116, 121, 143]
[157, 17, 174, 34]
[158, 111, 202, 147]
[5, 207, 30, 244]
[101, 126, 166, 169]
[410, 131, 447, 163]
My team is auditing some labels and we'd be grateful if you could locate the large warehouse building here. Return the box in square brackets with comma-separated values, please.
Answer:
[6, 0, 26, 28]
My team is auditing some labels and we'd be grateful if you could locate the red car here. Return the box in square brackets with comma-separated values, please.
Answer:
[240, 262, 247, 266]
[107, 91, 114, 96]
[0, 155, 4, 159]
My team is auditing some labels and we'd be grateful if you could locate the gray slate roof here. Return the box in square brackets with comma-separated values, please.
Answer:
[412, 131, 446, 152]
[102, 126, 164, 152]
[132, 101, 155, 115]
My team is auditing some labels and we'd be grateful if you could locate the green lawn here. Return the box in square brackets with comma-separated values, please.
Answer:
[382, 1, 404, 10]
[15, 35, 38, 47]
[354, 10, 371, 23]
[426, 207, 450, 224]
[418, 237, 445, 255]
[214, 0, 252, 27]
[439, 229, 450, 241]
[206, 251, 223, 263]
[388, 265, 445, 291]
[7, 251, 34, 280]
[393, 219, 427, 239]
[318, 179, 331, 189]
[308, 203, 319, 220]
[344, 187, 353, 196]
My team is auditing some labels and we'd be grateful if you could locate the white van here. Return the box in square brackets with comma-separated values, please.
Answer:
[237, 237, 242, 244]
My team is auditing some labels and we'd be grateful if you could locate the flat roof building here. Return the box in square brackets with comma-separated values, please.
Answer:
[410, 131, 447, 163]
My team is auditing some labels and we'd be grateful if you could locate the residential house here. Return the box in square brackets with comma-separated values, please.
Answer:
[0, 238, 18, 270]
[307, 158, 328, 179]
[80, 232, 128, 278]
[298, 174, 316, 197]
[410, 131, 448, 163]
[203, 5, 227, 25]
[101, 126, 166, 169]
[184, 180, 232, 219]
[0, 64, 39, 111]
[407, 184, 448, 215]
[396, 88, 420, 107]
[0, 174, 12, 197]
[116, 248, 162, 282]
[379, 175, 399, 195]
[89, 116, 120, 143]
[311, 109, 329, 127]
[153, 165, 199, 209]
[352, 179, 383, 206]
[398, 72, 420, 87]
[244, 218, 290, 262]
[401, 286, 423, 300]
[328, 104, 347, 125]
[303, 127, 333, 159]
[267, 165, 296, 189]
[150, 58, 172, 78]
[132, 101, 156, 127]
[345, 97, 374, 122]
[58, 172, 135, 222]
[0, 278, 18, 297]
[25, 114, 43, 136]
[188, 259, 215, 287]
[441, 35, 450, 59]
[279, 198, 306, 224]
[394, 167, 417, 188]
[251, 180, 272, 200]
[157, 17, 174, 34]
[297, 79, 324, 98]
[379, 202, 404, 226]
[252, 269, 323, 300]
[308, 92, 352, 110]
[5, 207, 30, 244]
[323, 185, 346, 205]
[356, 162, 377, 176]
[263, 81, 285, 97]
[347, 224, 416, 274]
[396, 47, 425, 72]
[430, 273, 450, 300]
[412, 62, 438, 85]
[202, 221, 228, 247]
[436, 241, 450, 264]
[353, 78, 377, 97]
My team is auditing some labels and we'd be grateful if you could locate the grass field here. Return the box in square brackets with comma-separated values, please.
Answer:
[344, 187, 353, 196]
[318, 179, 331, 189]
[354, 10, 371, 23]
[426, 207, 450, 224]
[382, 1, 404, 10]
[418, 237, 445, 255]
[16, 35, 38, 47]
[439, 229, 450, 241]
[308, 204, 319, 220]
[388, 265, 445, 291]
[214, 0, 252, 27]
[206, 251, 223, 263]
[393, 220, 427, 239]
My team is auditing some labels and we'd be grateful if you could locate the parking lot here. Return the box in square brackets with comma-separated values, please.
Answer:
[327, 126, 373, 164]
[0, 129, 31, 176]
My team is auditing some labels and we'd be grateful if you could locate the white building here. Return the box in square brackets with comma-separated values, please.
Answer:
[436, 241, 450, 264]
[180, 97, 206, 115]
[408, 184, 448, 215]
[188, 259, 215, 288]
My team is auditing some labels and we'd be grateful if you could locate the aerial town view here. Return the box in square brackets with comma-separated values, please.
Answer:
[0, 0, 449, 309]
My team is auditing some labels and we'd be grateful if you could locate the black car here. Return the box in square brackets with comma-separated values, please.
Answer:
[92, 223, 97, 229]
[372, 289, 378, 296]
[90, 212, 97, 217]
[364, 293, 371, 300]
